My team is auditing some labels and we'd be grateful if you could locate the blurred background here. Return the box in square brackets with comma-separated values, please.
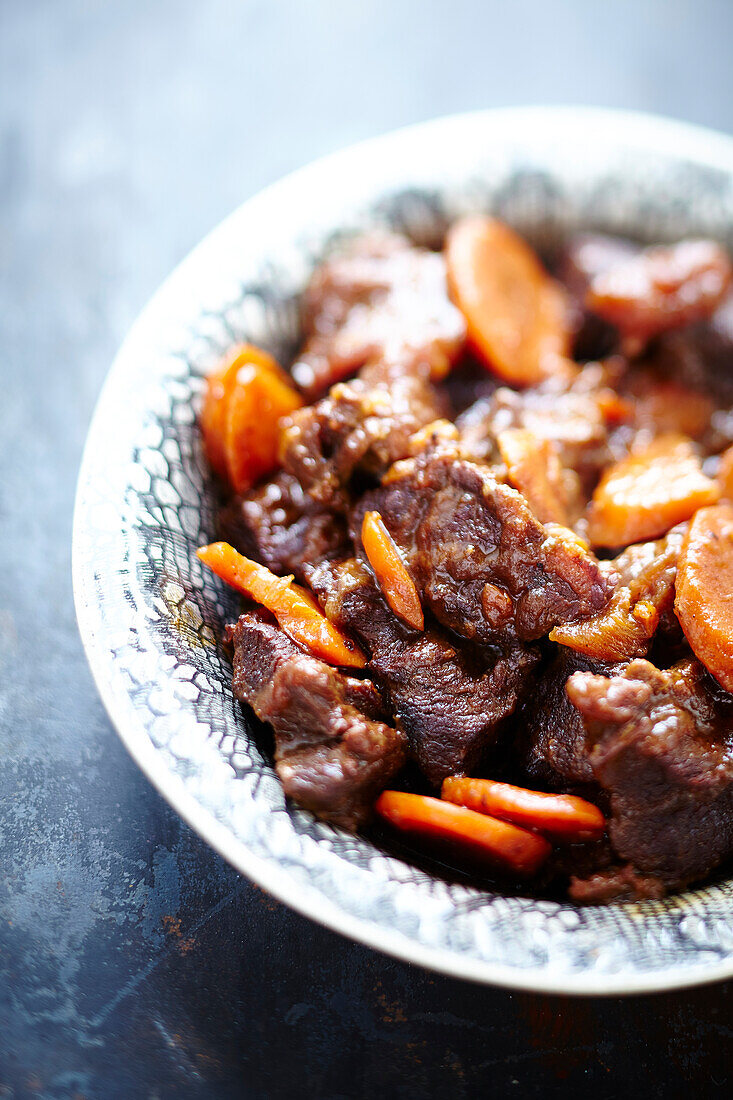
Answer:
[3, 1, 733, 1096]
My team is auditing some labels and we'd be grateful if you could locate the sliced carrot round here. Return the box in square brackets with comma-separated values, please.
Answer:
[200, 344, 302, 492]
[445, 215, 571, 386]
[225, 358, 302, 494]
[587, 433, 719, 547]
[200, 347, 245, 480]
[197, 542, 365, 669]
[375, 791, 550, 877]
[361, 511, 424, 630]
[441, 777, 605, 842]
[675, 503, 733, 691]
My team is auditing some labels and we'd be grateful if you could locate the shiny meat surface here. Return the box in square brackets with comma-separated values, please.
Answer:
[550, 524, 685, 661]
[291, 232, 466, 398]
[587, 239, 733, 344]
[567, 658, 733, 888]
[353, 450, 614, 645]
[219, 471, 349, 583]
[459, 364, 622, 489]
[281, 367, 443, 508]
[229, 610, 405, 829]
[314, 558, 537, 784]
[518, 648, 616, 793]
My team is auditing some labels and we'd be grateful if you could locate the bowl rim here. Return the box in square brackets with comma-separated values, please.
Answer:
[74, 105, 733, 996]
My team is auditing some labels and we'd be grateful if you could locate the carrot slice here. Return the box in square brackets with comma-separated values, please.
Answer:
[200, 347, 245, 480]
[441, 777, 605, 842]
[200, 344, 303, 493]
[375, 791, 550, 876]
[361, 511, 424, 630]
[675, 503, 733, 691]
[496, 428, 572, 525]
[224, 351, 302, 493]
[197, 542, 366, 668]
[445, 215, 572, 386]
[587, 433, 719, 547]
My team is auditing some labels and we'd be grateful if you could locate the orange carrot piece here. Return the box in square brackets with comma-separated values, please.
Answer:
[197, 542, 366, 668]
[445, 215, 572, 386]
[200, 344, 303, 493]
[441, 777, 605, 842]
[200, 347, 244, 480]
[587, 433, 719, 547]
[361, 511, 424, 630]
[225, 357, 302, 494]
[496, 428, 571, 525]
[675, 503, 733, 691]
[375, 791, 551, 877]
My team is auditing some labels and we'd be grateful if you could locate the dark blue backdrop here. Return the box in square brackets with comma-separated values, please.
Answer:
[2, 1, 733, 1096]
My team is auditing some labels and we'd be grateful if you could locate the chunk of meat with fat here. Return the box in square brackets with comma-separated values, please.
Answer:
[218, 471, 348, 584]
[550, 524, 685, 661]
[228, 611, 405, 829]
[586, 239, 733, 344]
[291, 232, 466, 398]
[517, 647, 615, 794]
[556, 232, 639, 358]
[313, 558, 538, 785]
[567, 658, 733, 888]
[280, 366, 443, 508]
[352, 451, 614, 646]
[458, 362, 625, 489]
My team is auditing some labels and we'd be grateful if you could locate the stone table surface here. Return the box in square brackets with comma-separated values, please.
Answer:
[2, 1, 733, 1096]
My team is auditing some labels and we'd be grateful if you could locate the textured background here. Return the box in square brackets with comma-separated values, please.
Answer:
[3, 1, 733, 1096]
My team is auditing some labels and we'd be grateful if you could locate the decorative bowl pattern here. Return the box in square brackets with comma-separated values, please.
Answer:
[74, 108, 733, 994]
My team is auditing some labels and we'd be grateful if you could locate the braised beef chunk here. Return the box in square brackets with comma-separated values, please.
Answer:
[315, 559, 538, 784]
[229, 611, 405, 829]
[353, 451, 614, 646]
[557, 232, 639, 359]
[290, 232, 466, 398]
[281, 367, 443, 508]
[567, 659, 733, 888]
[219, 471, 348, 583]
[550, 524, 685, 662]
[518, 648, 616, 793]
[558, 232, 640, 303]
[586, 239, 733, 347]
[459, 363, 625, 490]
[638, 320, 733, 454]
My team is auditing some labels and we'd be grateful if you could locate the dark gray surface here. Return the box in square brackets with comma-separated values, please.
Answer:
[2, 1, 733, 1096]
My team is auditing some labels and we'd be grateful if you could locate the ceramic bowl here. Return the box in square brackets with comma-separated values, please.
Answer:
[74, 107, 733, 994]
